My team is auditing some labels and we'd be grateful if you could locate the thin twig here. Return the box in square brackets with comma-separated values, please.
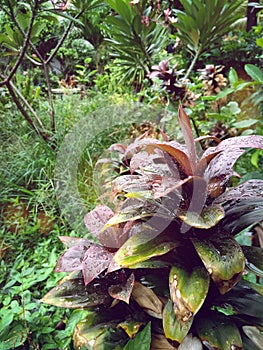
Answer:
[5, 80, 49, 143]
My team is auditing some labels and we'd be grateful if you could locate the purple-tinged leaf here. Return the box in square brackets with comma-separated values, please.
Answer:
[195, 135, 221, 145]
[59, 236, 92, 248]
[109, 143, 127, 153]
[215, 180, 263, 204]
[41, 271, 110, 308]
[55, 245, 89, 272]
[181, 176, 207, 213]
[124, 137, 160, 158]
[178, 105, 197, 168]
[111, 175, 152, 194]
[195, 150, 222, 176]
[82, 245, 114, 285]
[84, 205, 123, 249]
[204, 149, 246, 197]
[84, 205, 114, 236]
[215, 135, 263, 151]
[108, 273, 135, 304]
[147, 142, 192, 176]
[220, 198, 263, 235]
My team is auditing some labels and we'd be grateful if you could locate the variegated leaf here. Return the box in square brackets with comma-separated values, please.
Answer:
[163, 300, 193, 344]
[169, 264, 210, 321]
[192, 236, 245, 294]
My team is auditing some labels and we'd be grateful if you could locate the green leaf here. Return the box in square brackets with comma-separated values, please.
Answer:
[114, 225, 180, 267]
[245, 64, 263, 83]
[41, 271, 110, 308]
[118, 320, 143, 339]
[228, 67, 239, 86]
[242, 246, 263, 278]
[163, 300, 193, 344]
[192, 236, 245, 294]
[195, 311, 242, 350]
[242, 326, 263, 349]
[123, 322, 151, 350]
[169, 264, 210, 319]
[74, 320, 126, 350]
[0, 323, 27, 350]
[233, 119, 258, 129]
[178, 204, 225, 229]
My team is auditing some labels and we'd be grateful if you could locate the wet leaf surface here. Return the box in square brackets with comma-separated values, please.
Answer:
[242, 245, 263, 277]
[114, 224, 180, 267]
[82, 244, 114, 285]
[108, 273, 135, 304]
[196, 310, 242, 350]
[192, 236, 245, 294]
[169, 264, 210, 320]
[123, 322, 151, 350]
[41, 271, 111, 308]
[163, 299, 193, 344]
[179, 204, 224, 229]
[55, 244, 88, 272]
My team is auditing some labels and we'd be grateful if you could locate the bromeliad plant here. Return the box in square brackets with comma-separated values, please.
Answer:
[42, 106, 263, 349]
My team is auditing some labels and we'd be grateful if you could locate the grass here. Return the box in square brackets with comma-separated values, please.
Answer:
[0, 91, 154, 349]
[1, 88, 262, 349]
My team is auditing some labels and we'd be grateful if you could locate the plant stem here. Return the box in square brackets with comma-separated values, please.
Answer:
[183, 47, 201, 81]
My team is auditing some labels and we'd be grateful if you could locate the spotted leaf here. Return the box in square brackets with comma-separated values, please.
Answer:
[192, 236, 245, 294]
[169, 264, 210, 321]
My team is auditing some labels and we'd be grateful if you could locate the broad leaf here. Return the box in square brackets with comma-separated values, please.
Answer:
[132, 282, 164, 319]
[117, 320, 143, 339]
[220, 198, 263, 235]
[178, 334, 203, 350]
[195, 311, 242, 350]
[55, 244, 88, 272]
[178, 105, 197, 169]
[151, 333, 176, 349]
[217, 281, 263, 323]
[242, 326, 263, 349]
[82, 244, 114, 285]
[179, 204, 224, 229]
[84, 205, 124, 249]
[74, 319, 127, 350]
[215, 180, 263, 204]
[216, 135, 263, 151]
[59, 236, 92, 248]
[108, 273, 135, 304]
[123, 322, 151, 350]
[245, 64, 263, 83]
[169, 264, 210, 319]
[241, 246, 263, 277]
[192, 236, 245, 294]
[163, 300, 193, 344]
[147, 142, 192, 176]
[204, 149, 245, 193]
[114, 224, 180, 267]
[41, 271, 110, 308]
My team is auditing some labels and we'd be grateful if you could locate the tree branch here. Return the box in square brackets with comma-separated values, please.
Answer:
[0, 0, 39, 87]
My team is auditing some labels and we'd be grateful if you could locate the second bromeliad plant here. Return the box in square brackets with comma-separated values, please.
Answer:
[43, 106, 263, 349]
